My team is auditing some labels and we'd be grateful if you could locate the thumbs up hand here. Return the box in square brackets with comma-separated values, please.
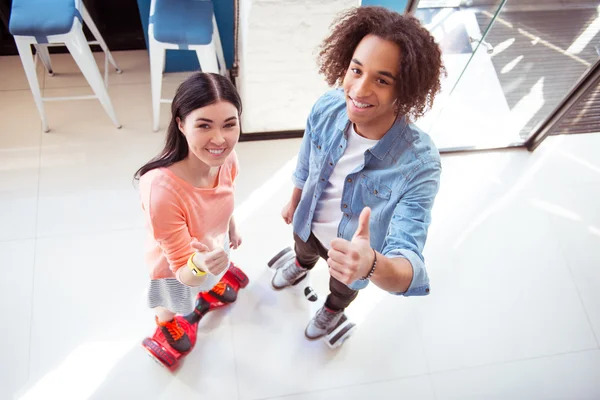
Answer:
[327, 207, 376, 285]
[191, 239, 229, 276]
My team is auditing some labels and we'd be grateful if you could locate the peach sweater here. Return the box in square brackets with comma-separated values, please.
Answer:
[139, 152, 238, 279]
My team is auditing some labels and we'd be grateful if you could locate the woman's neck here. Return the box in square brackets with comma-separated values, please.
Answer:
[172, 155, 219, 188]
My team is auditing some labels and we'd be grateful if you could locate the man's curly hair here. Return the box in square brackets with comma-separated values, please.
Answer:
[318, 6, 446, 121]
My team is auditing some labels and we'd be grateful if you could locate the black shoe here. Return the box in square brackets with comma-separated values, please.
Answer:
[157, 317, 192, 353]
[208, 281, 237, 303]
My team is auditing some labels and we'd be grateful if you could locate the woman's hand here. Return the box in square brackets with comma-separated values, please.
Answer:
[229, 229, 242, 249]
[191, 241, 229, 276]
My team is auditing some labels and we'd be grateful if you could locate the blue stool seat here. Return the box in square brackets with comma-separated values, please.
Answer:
[360, 0, 409, 13]
[153, 0, 214, 46]
[9, 0, 79, 39]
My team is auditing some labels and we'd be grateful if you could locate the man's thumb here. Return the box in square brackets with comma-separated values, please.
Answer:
[353, 207, 371, 240]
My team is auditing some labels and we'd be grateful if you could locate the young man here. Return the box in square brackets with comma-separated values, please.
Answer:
[275, 6, 445, 339]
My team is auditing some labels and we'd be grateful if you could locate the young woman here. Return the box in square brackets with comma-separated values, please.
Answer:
[135, 72, 244, 352]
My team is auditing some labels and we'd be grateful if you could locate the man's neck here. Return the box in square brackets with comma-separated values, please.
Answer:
[353, 113, 398, 140]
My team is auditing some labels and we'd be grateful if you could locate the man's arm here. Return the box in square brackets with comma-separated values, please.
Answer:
[379, 161, 441, 296]
[368, 254, 413, 293]
[327, 161, 441, 296]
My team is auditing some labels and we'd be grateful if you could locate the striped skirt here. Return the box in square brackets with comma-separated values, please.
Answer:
[147, 267, 229, 315]
[147, 278, 203, 315]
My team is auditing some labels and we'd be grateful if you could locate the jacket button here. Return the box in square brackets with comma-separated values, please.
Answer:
[317, 145, 321, 149]
[320, 178, 325, 181]
[347, 178, 352, 183]
[343, 204, 348, 208]
[329, 162, 333, 166]
[374, 190, 378, 194]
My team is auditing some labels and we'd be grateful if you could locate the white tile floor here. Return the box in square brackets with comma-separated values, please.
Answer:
[1, 50, 600, 400]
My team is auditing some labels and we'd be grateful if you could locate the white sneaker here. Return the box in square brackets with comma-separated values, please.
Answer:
[304, 305, 343, 340]
[271, 259, 308, 290]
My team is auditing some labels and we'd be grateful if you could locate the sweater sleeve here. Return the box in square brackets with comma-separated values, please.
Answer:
[230, 150, 239, 182]
[142, 181, 195, 274]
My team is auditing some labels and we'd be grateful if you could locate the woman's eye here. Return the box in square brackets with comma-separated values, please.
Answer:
[224, 123, 237, 128]
[197, 124, 210, 129]
[378, 78, 390, 85]
[351, 68, 361, 74]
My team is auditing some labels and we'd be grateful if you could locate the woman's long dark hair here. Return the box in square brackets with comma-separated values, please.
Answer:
[134, 72, 242, 180]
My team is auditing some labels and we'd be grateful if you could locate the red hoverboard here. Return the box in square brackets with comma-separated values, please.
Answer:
[141, 263, 249, 371]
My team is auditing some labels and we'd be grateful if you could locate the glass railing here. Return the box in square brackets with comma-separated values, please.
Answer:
[413, 0, 600, 150]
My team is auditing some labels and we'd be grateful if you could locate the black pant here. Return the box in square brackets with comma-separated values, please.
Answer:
[293, 232, 358, 311]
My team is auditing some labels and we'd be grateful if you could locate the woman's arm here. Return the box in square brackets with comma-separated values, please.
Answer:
[143, 182, 211, 287]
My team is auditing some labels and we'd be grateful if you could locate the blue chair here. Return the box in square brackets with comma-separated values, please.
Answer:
[359, 0, 410, 14]
[148, 0, 226, 131]
[9, 0, 122, 132]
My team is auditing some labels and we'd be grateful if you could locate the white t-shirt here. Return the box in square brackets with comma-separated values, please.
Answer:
[312, 124, 379, 249]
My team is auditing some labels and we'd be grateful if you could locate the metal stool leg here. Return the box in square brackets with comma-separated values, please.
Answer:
[79, 3, 121, 73]
[212, 16, 226, 75]
[149, 36, 166, 132]
[15, 37, 49, 132]
[196, 42, 219, 74]
[34, 44, 54, 76]
[64, 27, 121, 128]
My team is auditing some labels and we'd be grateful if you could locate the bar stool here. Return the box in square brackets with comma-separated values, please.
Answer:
[9, 0, 121, 132]
[359, 0, 411, 14]
[149, 0, 226, 131]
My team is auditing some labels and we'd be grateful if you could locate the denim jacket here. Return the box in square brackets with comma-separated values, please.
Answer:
[292, 89, 441, 296]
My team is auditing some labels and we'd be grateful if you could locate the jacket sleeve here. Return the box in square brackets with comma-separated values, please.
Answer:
[381, 161, 441, 296]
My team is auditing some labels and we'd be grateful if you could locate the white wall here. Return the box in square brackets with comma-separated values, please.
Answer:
[237, 0, 356, 134]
